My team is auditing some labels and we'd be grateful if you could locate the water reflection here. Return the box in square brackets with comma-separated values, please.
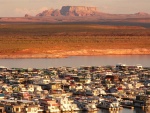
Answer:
[77, 108, 148, 113]
[101, 109, 113, 113]
[134, 108, 146, 113]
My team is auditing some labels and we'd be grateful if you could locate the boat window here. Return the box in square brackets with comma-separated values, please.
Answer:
[16, 108, 19, 111]
[0, 109, 3, 112]
[7, 107, 11, 111]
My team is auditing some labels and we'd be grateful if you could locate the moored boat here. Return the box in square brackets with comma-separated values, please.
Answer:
[97, 100, 121, 111]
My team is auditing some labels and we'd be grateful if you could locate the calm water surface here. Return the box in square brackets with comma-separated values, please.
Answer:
[78, 108, 149, 113]
[0, 55, 149, 68]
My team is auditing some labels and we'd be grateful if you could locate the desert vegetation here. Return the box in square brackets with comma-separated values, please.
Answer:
[0, 23, 150, 58]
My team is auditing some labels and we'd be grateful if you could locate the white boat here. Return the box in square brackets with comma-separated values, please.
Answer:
[82, 102, 98, 111]
[48, 104, 60, 113]
[120, 99, 134, 109]
[75, 98, 98, 111]
[39, 99, 60, 113]
[71, 103, 82, 111]
[97, 100, 121, 110]
[56, 96, 72, 112]
[60, 104, 72, 112]
[121, 99, 133, 106]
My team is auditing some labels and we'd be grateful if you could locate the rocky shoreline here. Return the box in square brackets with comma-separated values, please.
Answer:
[0, 48, 149, 59]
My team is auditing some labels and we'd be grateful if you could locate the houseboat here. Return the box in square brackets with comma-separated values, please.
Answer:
[121, 98, 134, 109]
[55, 95, 74, 112]
[97, 100, 121, 110]
[39, 99, 60, 113]
[133, 95, 150, 109]
[81, 102, 98, 111]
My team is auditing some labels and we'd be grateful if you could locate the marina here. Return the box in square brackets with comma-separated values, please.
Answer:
[0, 56, 150, 112]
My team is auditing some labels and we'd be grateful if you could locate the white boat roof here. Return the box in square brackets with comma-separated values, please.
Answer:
[0, 66, 7, 69]
[0, 99, 17, 103]
[17, 100, 34, 103]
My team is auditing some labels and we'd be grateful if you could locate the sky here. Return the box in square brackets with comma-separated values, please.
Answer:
[0, 0, 150, 17]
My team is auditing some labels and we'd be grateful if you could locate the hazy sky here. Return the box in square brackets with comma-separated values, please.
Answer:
[0, 0, 150, 17]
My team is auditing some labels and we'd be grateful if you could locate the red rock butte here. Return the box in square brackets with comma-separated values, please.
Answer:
[60, 6, 98, 16]
[35, 6, 99, 17]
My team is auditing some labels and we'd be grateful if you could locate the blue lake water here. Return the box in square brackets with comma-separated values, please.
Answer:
[0, 55, 149, 68]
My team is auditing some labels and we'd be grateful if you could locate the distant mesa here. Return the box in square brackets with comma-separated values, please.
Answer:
[60, 6, 98, 16]
[134, 12, 149, 16]
[35, 6, 99, 17]
[23, 6, 150, 21]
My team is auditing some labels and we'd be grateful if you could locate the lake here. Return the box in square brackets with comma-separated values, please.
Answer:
[78, 108, 149, 113]
[0, 55, 149, 68]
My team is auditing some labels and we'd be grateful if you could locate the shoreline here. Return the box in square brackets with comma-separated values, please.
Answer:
[0, 48, 150, 59]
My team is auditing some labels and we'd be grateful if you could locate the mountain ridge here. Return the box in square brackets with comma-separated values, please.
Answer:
[1, 6, 150, 23]
[33, 6, 150, 17]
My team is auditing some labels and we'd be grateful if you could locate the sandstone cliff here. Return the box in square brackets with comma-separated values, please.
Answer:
[36, 9, 55, 16]
[60, 6, 98, 16]
[23, 6, 150, 20]
[51, 9, 61, 16]
[35, 6, 99, 17]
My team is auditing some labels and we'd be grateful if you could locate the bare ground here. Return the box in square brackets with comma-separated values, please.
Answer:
[0, 48, 150, 59]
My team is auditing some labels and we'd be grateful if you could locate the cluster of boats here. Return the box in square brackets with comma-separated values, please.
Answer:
[0, 63, 150, 112]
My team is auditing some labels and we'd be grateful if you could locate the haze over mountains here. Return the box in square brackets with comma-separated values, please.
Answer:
[1, 6, 150, 24]
[30, 6, 150, 17]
